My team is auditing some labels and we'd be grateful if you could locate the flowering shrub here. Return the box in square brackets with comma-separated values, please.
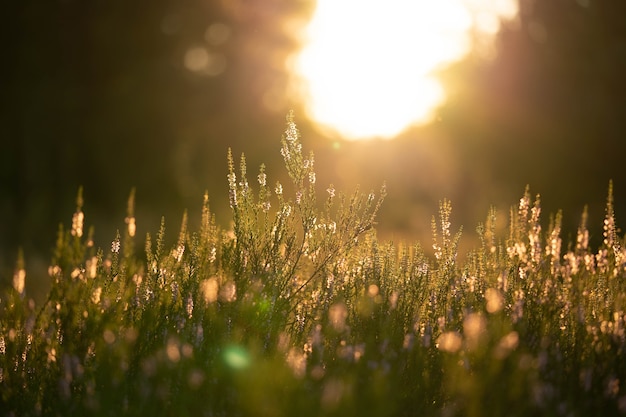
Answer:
[1, 112, 625, 416]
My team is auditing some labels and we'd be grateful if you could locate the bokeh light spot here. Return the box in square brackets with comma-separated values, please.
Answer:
[485, 288, 504, 313]
[185, 47, 210, 72]
[257, 298, 271, 313]
[223, 345, 251, 370]
[437, 331, 462, 353]
[205, 23, 231, 46]
[184, 47, 226, 76]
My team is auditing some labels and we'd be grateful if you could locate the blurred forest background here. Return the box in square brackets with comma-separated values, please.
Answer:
[2, 0, 626, 301]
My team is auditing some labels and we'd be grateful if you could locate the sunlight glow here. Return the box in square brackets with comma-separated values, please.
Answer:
[290, 0, 518, 140]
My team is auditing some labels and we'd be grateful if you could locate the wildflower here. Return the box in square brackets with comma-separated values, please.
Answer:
[186, 294, 194, 318]
[545, 215, 562, 272]
[13, 268, 25, 295]
[257, 172, 266, 187]
[507, 241, 526, 260]
[309, 171, 316, 184]
[529, 199, 542, 264]
[48, 265, 62, 277]
[576, 209, 590, 252]
[219, 281, 237, 302]
[227, 172, 236, 188]
[92, 287, 102, 305]
[604, 214, 615, 248]
[563, 251, 579, 275]
[275, 182, 283, 196]
[327, 186, 335, 198]
[209, 247, 217, 263]
[285, 116, 299, 142]
[239, 180, 249, 197]
[518, 191, 530, 221]
[111, 239, 120, 254]
[433, 242, 442, 261]
[86, 256, 98, 279]
[125, 216, 136, 237]
[174, 244, 185, 262]
[171, 281, 179, 304]
[70, 268, 81, 280]
[296, 314, 306, 332]
[228, 189, 237, 208]
[71, 210, 84, 237]
[281, 204, 292, 218]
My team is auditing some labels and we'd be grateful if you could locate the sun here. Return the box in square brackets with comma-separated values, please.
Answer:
[290, 0, 518, 140]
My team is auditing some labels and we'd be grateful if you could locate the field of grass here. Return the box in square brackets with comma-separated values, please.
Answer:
[2, 113, 626, 416]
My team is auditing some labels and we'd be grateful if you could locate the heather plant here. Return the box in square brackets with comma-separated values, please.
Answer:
[1, 113, 626, 416]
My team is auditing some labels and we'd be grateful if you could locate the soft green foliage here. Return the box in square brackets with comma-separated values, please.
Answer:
[2, 113, 626, 416]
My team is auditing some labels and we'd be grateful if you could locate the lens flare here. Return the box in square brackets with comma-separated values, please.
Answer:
[290, 0, 518, 140]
